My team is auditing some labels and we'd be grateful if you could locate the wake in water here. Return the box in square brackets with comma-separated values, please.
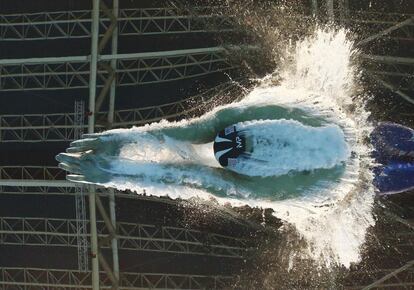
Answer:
[228, 119, 349, 176]
[57, 29, 375, 267]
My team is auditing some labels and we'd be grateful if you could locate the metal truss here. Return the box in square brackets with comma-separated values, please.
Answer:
[0, 166, 65, 180]
[0, 47, 235, 91]
[0, 7, 233, 41]
[102, 77, 240, 126]
[73, 100, 89, 273]
[0, 180, 77, 195]
[360, 260, 414, 289]
[0, 267, 234, 289]
[0, 178, 156, 199]
[75, 184, 89, 273]
[356, 14, 414, 105]
[347, 11, 414, 26]
[344, 261, 414, 289]
[0, 80, 240, 142]
[0, 179, 258, 233]
[361, 55, 414, 105]
[328, 9, 414, 42]
[0, 112, 88, 142]
[357, 17, 414, 47]
[342, 208, 414, 290]
[315, 3, 413, 26]
[0, 217, 249, 258]
[0, 176, 146, 210]
[0, 182, 184, 223]
[0, 180, 195, 206]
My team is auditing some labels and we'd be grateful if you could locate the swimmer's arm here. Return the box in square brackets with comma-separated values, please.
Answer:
[149, 104, 317, 143]
[147, 106, 249, 143]
[85, 104, 317, 144]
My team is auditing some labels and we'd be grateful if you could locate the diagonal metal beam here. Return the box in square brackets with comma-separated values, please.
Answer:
[370, 74, 414, 105]
[95, 0, 119, 115]
[363, 260, 414, 290]
[98, 252, 119, 289]
[357, 16, 414, 47]
[361, 54, 414, 65]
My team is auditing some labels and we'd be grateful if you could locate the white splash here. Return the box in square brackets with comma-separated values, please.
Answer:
[71, 28, 376, 267]
[243, 28, 376, 267]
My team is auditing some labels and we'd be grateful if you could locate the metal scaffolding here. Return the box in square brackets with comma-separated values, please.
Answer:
[0, 166, 65, 180]
[0, 80, 239, 142]
[0, 7, 233, 41]
[74, 101, 89, 273]
[360, 260, 414, 289]
[0, 47, 235, 91]
[0, 217, 250, 258]
[0, 267, 234, 289]
[361, 53, 414, 105]
[358, 15, 414, 104]
[344, 244, 414, 289]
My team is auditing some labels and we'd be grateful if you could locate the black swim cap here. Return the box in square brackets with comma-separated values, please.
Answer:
[213, 125, 246, 167]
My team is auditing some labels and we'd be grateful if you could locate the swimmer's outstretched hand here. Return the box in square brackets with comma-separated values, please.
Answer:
[55, 132, 127, 184]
